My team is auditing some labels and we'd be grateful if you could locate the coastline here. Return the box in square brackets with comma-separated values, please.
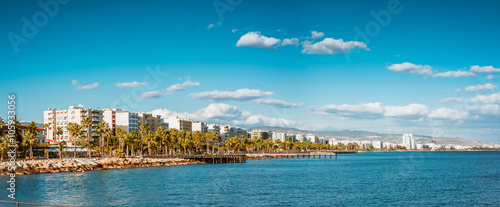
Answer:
[0, 157, 203, 175]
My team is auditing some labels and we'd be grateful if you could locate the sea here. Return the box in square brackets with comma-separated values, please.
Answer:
[1, 151, 499, 206]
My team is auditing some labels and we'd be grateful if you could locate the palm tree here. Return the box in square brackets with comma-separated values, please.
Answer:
[193, 131, 203, 154]
[116, 128, 127, 155]
[127, 130, 138, 157]
[0, 117, 4, 136]
[67, 122, 82, 158]
[23, 122, 39, 159]
[181, 131, 192, 154]
[97, 122, 110, 157]
[169, 128, 179, 154]
[81, 117, 92, 157]
[160, 128, 171, 155]
[42, 123, 50, 141]
[0, 134, 11, 160]
[56, 127, 63, 139]
[58, 141, 67, 159]
[138, 124, 148, 156]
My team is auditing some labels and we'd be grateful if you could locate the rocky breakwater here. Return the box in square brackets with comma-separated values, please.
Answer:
[0, 157, 202, 175]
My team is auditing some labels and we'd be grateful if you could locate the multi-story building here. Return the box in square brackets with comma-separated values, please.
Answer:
[163, 116, 192, 132]
[250, 130, 271, 140]
[207, 124, 220, 136]
[402, 134, 416, 149]
[138, 112, 162, 132]
[102, 108, 140, 133]
[192, 121, 208, 134]
[328, 138, 336, 146]
[272, 132, 286, 142]
[43, 105, 102, 145]
[372, 141, 383, 149]
[307, 134, 318, 143]
[295, 134, 305, 142]
[2, 125, 47, 144]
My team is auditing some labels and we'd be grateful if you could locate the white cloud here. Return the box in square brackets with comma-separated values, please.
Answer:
[387, 62, 433, 76]
[429, 107, 468, 120]
[166, 80, 200, 92]
[71, 80, 78, 86]
[486, 75, 495, 80]
[469, 92, 500, 104]
[467, 104, 500, 116]
[311, 31, 325, 39]
[138, 91, 163, 99]
[254, 98, 304, 108]
[465, 83, 497, 92]
[281, 38, 299, 46]
[470, 65, 500, 74]
[151, 103, 300, 127]
[75, 82, 100, 90]
[190, 89, 274, 102]
[433, 70, 476, 78]
[439, 97, 464, 103]
[311, 102, 427, 119]
[232, 29, 237, 33]
[236, 32, 281, 50]
[115, 81, 148, 89]
[301, 38, 369, 54]
[207, 23, 215, 29]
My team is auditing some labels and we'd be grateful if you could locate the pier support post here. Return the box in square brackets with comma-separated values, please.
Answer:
[335, 153, 337, 159]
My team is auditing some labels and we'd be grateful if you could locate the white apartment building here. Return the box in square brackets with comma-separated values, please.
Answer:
[328, 138, 336, 146]
[192, 121, 208, 134]
[307, 134, 318, 143]
[403, 134, 416, 149]
[372, 141, 383, 149]
[102, 108, 139, 133]
[163, 116, 192, 132]
[295, 134, 305, 142]
[207, 124, 220, 136]
[272, 132, 286, 142]
[43, 105, 102, 145]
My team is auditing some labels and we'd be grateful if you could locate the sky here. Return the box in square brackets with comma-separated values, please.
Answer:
[1, 0, 500, 142]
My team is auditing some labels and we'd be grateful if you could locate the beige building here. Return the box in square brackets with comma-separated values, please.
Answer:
[43, 105, 102, 145]
[164, 116, 192, 132]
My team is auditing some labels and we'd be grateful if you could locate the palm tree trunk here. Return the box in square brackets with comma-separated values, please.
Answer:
[74, 136, 77, 158]
[126, 144, 129, 157]
[29, 145, 33, 159]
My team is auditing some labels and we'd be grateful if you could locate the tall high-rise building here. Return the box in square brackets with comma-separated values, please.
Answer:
[102, 108, 139, 133]
[402, 134, 416, 149]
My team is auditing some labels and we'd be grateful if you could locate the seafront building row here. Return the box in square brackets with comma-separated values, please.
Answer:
[43, 105, 248, 145]
[40, 105, 488, 150]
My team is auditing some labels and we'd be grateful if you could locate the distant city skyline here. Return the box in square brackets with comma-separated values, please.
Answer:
[1, 0, 500, 142]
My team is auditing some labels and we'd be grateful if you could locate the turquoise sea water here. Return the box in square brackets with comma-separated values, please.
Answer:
[1, 151, 499, 206]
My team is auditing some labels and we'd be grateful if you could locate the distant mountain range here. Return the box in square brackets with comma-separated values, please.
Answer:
[250, 126, 497, 147]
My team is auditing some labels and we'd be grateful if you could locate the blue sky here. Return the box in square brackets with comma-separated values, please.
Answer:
[1, 0, 500, 142]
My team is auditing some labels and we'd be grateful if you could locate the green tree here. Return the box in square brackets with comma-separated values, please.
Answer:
[0, 134, 12, 160]
[138, 124, 148, 156]
[97, 122, 111, 156]
[81, 117, 93, 157]
[23, 121, 39, 159]
[67, 122, 82, 157]
[116, 128, 127, 154]
[58, 141, 67, 159]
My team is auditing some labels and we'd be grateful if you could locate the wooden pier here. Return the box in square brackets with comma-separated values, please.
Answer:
[146, 151, 357, 164]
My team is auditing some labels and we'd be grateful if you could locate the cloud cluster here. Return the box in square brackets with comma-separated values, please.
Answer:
[236, 32, 281, 50]
[75, 82, 100, 90]
[151, 103, 301, 127]
[465, 83, 497, 92]
[387, 62, 433, 76]
[166, 80, 200, 92]
[301, 38, 370, 54]
[190, 88, 274, 102]
[253, 98, 304, 108]
[138, 80, 200, 99]
[115, 81, 148, 89]
[311, 102, 428, 119]
[387, 63, 498, 78]
[236, 31, 369, 55]
[428, 107, 468, 120]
